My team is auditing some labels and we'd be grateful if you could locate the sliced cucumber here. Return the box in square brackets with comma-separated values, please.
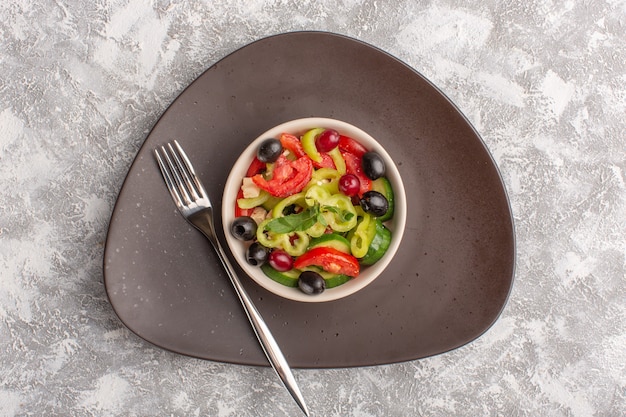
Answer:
[308, 233, 351, 253]
[359, 219, 391, 266]
[304, 267, 352, 289]
[371, 177, 394, 222]
[260, 264, 299, 287]
[322, 272, 351, 288]
[261, 264, 351, 289]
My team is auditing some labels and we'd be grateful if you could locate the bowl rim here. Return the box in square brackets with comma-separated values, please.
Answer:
[222, 117, 407, 302]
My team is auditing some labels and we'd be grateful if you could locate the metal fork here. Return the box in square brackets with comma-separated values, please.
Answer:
[154, 141, 309, 417]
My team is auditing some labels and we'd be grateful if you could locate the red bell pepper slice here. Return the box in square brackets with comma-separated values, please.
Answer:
[252, 156, 313, 198]
[338, 135, 368, 158]
[313, 153, 336, 169]
[246, 156, 266, 177]
[271, 154, 295, 182]
[280, 133, 306, 158]
[294, 247, 360, 277]
[341, 151, 372, 197]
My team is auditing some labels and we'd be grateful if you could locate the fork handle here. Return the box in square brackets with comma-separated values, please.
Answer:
[188, 211, 309, 417]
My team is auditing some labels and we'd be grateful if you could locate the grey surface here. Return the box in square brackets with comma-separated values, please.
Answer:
[0, 1, 624, 416]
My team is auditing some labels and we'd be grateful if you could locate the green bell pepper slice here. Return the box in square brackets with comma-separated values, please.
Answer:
[328, 147, 346, 175]
[360, 219, 392, 265]
[302, 185, 357, 233]
[304, 184, 332, 207]
[256, 219, 309, 256]
[271, 192, 306, 218]
[307, 167, 341, 194]
[322, 194, 358, 232]
[256, 219, 285, 248]
[305, 221, 327, 238]
[280, 231, 310, 256]
[349, 212, 377, 258]
[301, 128, 325, 163]
[237, 190, 270, 210]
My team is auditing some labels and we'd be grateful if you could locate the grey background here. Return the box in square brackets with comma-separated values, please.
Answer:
[1, 1, 624, 416]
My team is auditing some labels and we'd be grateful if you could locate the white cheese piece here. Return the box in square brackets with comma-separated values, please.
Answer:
[241, 177, 261, 198]
[250, 207, 268, 225]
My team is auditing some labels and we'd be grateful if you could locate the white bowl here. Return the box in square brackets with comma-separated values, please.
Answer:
[222, 117, 406, 302]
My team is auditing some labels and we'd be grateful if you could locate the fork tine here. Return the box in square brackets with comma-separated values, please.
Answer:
[173, 140, 209, 199]
[161, 144, 194, 205]
[168, 142, 201, 202]
[165, 143, 197, 204]
[154, 147, 185, 208]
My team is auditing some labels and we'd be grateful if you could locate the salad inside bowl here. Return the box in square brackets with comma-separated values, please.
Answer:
[222, 118, 406, 302]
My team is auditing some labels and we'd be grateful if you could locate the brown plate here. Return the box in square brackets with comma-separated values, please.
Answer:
[103, 31, 515, 368]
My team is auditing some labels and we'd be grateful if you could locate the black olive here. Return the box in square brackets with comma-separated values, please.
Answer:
[361, 151, 386, 180]
[257, 138, 283, 163]
[360, 191, 389, 217]
[246, 242, 269, 266]
[230, 216, 257, 241]
[298, 271, 326, 295]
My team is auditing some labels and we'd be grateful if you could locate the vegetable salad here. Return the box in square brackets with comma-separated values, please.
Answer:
[231, 128, 395, 295]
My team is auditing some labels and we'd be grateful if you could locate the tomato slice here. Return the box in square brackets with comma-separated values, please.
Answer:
[252, 156, 313, 198]
[294, 247, 360, 277]
[341, 151, 372, 197]
[338, 135, 368, 158]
